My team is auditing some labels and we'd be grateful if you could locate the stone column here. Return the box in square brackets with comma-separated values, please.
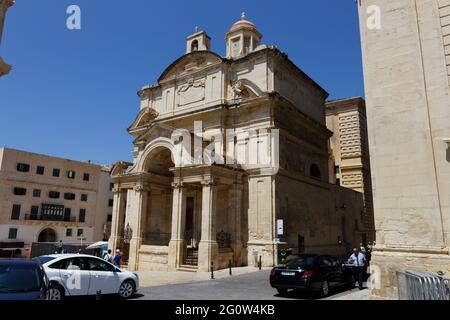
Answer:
[108, 187, 126, 253]
[168, 182, 186, 270]
[198, 178, 219, 272]
[127, 183, 149, 271]
[228, 182, 243, 266]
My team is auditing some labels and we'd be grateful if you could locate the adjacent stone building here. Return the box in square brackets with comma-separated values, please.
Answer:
[0, 148, 114, 257]
[109, 15, 369, 272]
[0, 0, 13, 77]
[357, 0, 450, 299]
[326, 97, 374, 242]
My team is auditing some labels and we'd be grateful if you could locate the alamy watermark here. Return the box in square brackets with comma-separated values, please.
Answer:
[164, 121, 280, 172]
[366, 5, 381, 30]
[66, 5, 81, 30]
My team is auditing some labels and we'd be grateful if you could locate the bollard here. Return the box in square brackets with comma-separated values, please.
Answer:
[211, 261, 214, 279]
[96, 290, 102, 300]
[259, 256, 262, 270]
[229, 260, 232, 276]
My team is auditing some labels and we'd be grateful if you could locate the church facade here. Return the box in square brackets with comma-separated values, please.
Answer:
[109, 15, 369, 272]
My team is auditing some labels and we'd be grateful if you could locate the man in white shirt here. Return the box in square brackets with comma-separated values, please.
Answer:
[103, 249, 112, 263]
[348, 247, 367, 290]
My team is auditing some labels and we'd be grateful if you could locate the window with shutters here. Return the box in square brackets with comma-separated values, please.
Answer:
[52, 168, 60, 177]
[16, 163, 30, 172]
[13, 187, 26, 196]
[11, 204, 21, 220]
[49, 191, 60, 199]
[36, 166, 45, 175]
[79, 209, 86, 223]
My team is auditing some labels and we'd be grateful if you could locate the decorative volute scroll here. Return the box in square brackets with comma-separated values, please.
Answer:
[232, 80, 247, 99]
[110, 161, 133, 178]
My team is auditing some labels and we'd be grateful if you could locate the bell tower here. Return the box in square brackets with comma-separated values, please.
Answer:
[226, 12, 262, 59]
[186, 27, 211, 54]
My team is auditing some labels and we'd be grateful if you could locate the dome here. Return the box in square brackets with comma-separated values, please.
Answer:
[229, 12, 257, 33]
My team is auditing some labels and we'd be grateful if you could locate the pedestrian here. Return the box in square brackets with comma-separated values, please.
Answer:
[359, 243, 366, 253]
[57, 240, 63, 254]
[103, 249, 112, 262]
[364, 247, 372, 263]
[348, 247, 367, 290]
[113, 249, 122, 268]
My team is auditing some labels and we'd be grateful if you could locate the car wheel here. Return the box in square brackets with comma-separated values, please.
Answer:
[118, 280, 135, 299]
[276, 288, 288, 296]
[320, 280, 330, 297]
[47, 284, 64, 300]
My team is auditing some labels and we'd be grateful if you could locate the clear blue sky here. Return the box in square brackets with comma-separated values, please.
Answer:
[0, 0, 364, 165]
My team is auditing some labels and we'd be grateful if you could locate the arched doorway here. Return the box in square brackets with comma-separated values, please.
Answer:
[38, 228, 57, 242]
[141, 147, 175, 247]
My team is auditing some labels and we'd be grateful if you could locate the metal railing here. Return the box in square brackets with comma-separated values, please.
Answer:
[397, 270, 450, 300]
[141, 232, 171, 246]
[24, 214, 76, 222]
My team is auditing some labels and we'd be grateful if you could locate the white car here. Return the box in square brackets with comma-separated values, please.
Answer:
[36, 254, 139, 300]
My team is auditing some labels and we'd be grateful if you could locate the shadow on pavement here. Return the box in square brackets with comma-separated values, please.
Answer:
[273, 285, 358, 300]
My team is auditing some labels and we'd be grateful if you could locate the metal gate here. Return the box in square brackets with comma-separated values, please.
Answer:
[397, 270, 450, 300]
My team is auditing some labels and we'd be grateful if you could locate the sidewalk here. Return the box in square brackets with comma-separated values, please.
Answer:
[327, 288, 370, 300]
[135, 266, 270, 287]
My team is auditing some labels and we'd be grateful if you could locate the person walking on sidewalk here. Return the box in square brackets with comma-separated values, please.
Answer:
[348, 247, 367, 290]
[103, 249, 112, 263]
[113, 249, 122, 268]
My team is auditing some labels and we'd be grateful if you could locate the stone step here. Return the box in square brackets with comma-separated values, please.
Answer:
[178, 265, 198, 272]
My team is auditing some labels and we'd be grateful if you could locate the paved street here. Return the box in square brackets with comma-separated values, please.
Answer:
[133, 269, 369, 300]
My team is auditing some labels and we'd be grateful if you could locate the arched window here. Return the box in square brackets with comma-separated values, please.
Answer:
[191, 40, 199, 52]
[310, 164, 321, 179]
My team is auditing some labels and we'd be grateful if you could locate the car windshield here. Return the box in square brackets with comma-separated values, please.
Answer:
[33, 256, 56, 265]
[285, 256, 316, 269]
[0, 265, 41, 293]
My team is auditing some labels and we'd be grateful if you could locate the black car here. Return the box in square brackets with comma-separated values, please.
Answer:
[269, 254, 354, 297]
[0, 260, 48, 300]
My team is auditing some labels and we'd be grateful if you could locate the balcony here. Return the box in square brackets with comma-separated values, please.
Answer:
[24, 214, 76, 222]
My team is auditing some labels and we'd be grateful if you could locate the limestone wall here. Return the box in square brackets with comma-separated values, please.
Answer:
[276, 174, 364, 259]
[357, 0, 450, 299]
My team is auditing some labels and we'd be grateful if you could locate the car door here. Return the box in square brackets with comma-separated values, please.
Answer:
[318, 256, 337, 286]
[58, 257, 91, 296]
[86, 257, 120, 295]
[328, 256, 345, 285]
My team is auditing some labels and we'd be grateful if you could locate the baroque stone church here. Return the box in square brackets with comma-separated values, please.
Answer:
[109, 14, 370, 272]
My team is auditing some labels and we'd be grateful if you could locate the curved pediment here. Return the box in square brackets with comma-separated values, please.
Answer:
[158, 51, 225, 83]
[128, 107, 159, 135]
[110, 161, 133, 178]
